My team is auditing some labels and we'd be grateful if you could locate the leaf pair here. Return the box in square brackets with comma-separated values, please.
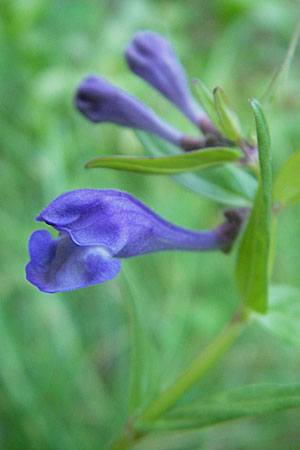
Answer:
[86, 128, 257, 207]
[136, 131, 257, 207]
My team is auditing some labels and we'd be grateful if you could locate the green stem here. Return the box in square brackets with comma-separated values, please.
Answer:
[110, 435, 131, 450]
[110, 424, 144, 450]
[136, 310, 246, 426]
[110, 309, 247, 449]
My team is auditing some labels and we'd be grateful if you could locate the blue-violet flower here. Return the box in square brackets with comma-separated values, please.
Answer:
[75, 75, 204, 151]
[125, 31, 204, 125]
[26, 189, 243, 293]
[125, 31, 218, 136]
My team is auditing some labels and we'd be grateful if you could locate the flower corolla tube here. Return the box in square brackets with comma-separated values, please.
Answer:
[74, 31, 221, 150]
[125, 31, 204, 126]
[75, 75, 205, 151]
[26, 189, 244, 293]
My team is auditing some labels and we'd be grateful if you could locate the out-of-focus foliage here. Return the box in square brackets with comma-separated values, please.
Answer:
[274, 149, 300, 206]
[1, 0, 300, 448]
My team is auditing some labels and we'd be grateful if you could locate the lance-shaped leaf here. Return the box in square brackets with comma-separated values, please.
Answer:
[273, 149, 300, 206]
[135, 384, 300, 431]
[85, 147, 240, 174]
[236, 99, 272, 313]
[136, 130, 257, 207]
[214, 86, 243, 142]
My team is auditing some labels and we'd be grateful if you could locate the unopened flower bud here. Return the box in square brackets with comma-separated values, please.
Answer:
[75, 75, 204, 150]
[125, 31, 206, 127]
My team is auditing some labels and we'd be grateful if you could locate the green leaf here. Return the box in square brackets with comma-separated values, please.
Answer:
[85, 147, 240, 174]
[268, 214, 277, 278]
[255, 285, 300, 346]
[173, 172, 252, 207]
[214, 86, 243, 142]
[236, 99, 272, 313]
[136, 384, 300, 431]
[251, 99, 272, 217]
[192, 79, 221, 129]
[136, 131, 256, 206]
[236, 187, 269, 312]
[273, 149, 300, 206]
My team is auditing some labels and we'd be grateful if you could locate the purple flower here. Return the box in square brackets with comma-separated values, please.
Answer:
[75, 75, 205, 151]
[125, 31, 205, 128]
[26, 189, 244, 293]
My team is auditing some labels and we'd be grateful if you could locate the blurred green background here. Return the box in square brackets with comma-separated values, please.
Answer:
[1, 0, 300, 448]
